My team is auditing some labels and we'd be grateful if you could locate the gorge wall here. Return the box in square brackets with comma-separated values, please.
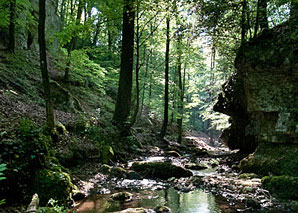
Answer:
[214, 21, 298, 175]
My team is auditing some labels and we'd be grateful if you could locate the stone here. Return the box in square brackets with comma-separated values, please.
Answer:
[112, 208, 150, 213]
[262, 175, 298, 200]
[127, 170, 142, 180]
[33, 169, 77, 205]
[290, 201, 298, 212]
[165, 150, 181, 158]
[239, 173, 259, 179]
[110, 192, 133, 202]
[110, 167, 128, 178]
[185, 163, 208, 170]
[131, 161, 192, 180]
[154, 205, 172, 212]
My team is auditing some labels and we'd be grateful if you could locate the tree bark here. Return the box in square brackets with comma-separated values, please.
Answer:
[259, 0, 268, 30]
[160, 17, 170, 139]
[8, 0, 16, 53]
[130, 0, 140, 127]
[177, 34, 183, 144]
[113, 0, 135, 129]
[38, 0, 55, 132]
[241, 0, 247, 43]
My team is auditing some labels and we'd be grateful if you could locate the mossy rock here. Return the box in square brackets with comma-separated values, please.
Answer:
[262, 175, 298, 200]
[154, 205, 172, 212]
[110, 167, 128, 178]
[239, 173, 259, 179]
[110, 192, 133, 202]
[113, 208, 149, 213]
[33, 169, 77, 205]
[131, 161, 192, 180]
[55, 121, 67, 135]
[240, 142, 298, 176]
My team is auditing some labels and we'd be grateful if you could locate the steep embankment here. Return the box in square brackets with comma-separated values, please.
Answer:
[215, 20, 298, 201]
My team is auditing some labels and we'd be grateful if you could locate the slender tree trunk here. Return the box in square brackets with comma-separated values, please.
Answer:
[259, 0, 268, 30]
[60, 0, 66, 27]
[70, 0, 74, 16]
[140, 49, 151, 115]
[38, 0, 55, 132]
[113, 0, 135, 129]
[177, 35, 183, 144]
[8, 0, 16, 53]
[160, 17, 170, 139]
[241, 0, 247, 43]
[254, 0, 268, 37]
[130, 0, 140, 127]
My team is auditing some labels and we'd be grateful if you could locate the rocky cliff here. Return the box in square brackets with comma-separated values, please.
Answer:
[214, 21, 298, 175]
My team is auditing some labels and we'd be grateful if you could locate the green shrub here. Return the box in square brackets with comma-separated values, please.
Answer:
[0, 119, 52, 202]
[33, 169, 76, 205]
[262, 175, 298, 199]
[0, 163, 6, 206]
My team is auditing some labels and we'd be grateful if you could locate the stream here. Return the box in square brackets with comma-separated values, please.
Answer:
[74, 187, 243, 212]
[71, 139, 288, 212]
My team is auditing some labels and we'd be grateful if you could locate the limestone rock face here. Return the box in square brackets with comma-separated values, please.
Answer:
[215, 22, 298, 153]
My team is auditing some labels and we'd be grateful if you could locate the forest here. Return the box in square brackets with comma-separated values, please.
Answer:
[0, 0, 297, 212]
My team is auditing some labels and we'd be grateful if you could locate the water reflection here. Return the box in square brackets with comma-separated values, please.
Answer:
[74, 188, 234, 213]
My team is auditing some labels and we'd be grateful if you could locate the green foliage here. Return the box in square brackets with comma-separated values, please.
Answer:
[33, 169, 76, 205]
[37, 199, 69, 213]
[0, 118, 52, 201]
[262, 175, 298, 199]
[0, 163, 7, 206]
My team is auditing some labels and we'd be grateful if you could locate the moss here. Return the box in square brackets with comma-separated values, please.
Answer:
[131, 162, 192, 180]
[262, 176, 298, 200]
[33, 169, 77, 205]
[240, 142, 298, 176]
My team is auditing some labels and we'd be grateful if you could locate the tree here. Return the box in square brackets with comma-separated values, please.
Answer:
[113, 0, 135, 130]
[160, 16, 170, 139]
[38, 0, 55, 132]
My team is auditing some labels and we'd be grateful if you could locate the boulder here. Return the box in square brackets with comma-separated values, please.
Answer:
[154, 206, 172, 213]
[262, 175, 298, 200]
[131, 161, 192, 180]
[33, 169, 77, 205]
[110, 192, 133, 202]
[185, 163, 207, 170]
[112, 208, 150, 213]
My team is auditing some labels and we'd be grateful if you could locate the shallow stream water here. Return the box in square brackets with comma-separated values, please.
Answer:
[73, 187, 242, 212]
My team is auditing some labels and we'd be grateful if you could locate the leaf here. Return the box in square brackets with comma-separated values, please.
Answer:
[109, 146, 114, 156]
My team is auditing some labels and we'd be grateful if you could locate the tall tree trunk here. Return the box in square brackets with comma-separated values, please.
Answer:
[60, 0, 66, 27]
[8, 0, 16, 53]
[241, 0, 247, 43]
[254, 0, 268, 37]
[177, 35, 183, 144]
[130, 0, 140, 127]
[140, 48, 151, 115]
[259, 0, 268, 30]
[160, 17, 170, 139]
[38, 0, 55, 132]
[113, 0, 135, 129]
